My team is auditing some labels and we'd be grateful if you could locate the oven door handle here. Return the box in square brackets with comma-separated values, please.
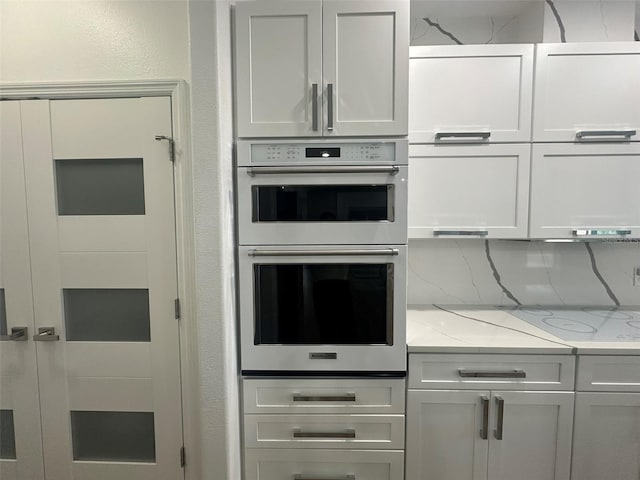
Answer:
[248, 248, 399, 257]
[246, 165, 400, 176]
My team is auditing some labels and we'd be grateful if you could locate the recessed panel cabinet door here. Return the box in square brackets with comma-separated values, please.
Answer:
[323, 0, 409, 137]
[235, 1, 323, 137]
[0, 102, 45, 480]
[20, 98, 183, 480]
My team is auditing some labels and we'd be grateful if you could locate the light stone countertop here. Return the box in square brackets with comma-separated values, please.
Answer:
[407, 305, 640, 355]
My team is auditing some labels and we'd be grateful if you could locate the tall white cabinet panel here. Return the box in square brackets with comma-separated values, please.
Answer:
[529, 143, 640, 239]
[235, 1, 323, 137]
[20, 98, 183, 480]
[408, 144, 531, 239]
[409, 45, 534, 143]
[322, 0, 409, 137]
[571, 393, 640, 480]
[0, 102, 45, 480]
[533, 43, 640, 142]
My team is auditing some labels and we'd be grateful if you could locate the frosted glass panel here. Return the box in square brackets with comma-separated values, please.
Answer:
[63, 289, 150, 342]
[0, 289, 6, 336]
[55, 158, 145, 215]
[0, 410, 16, 460]
[71, 411, 155, 462]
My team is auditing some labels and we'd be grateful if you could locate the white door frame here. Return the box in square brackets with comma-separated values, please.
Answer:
[0, 80, 199, 479]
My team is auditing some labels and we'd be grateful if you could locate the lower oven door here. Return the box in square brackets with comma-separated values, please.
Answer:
[238, 245, 407, 372]
[237, 165, 408, 245]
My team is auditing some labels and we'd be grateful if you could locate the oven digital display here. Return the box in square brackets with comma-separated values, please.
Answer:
[305, 147, 341, 158]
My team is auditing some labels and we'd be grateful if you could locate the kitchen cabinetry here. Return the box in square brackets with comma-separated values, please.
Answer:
[406, 354, 575, 480]
[533, 42, 640, 143]
[529, 143, 640, 239]
[571, 356, 640, 480]
[409, 44, 534, 144]
[235, 0, 409, 138]
[408, 144, 531, 239]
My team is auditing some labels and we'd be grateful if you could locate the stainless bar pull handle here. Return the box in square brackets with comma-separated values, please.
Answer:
[494, 396, 505, 440]
[327, 83, 334, 131]
[246, 166, 399, 176]
[480, 396, 490, 440]
[572, 229, 632, 237]
[433, 230, 489, 237]
[292, 393, 356, 402]
[459, 369, 526, 379]
[249, 248, 399, 257]
[312, 83, 319, 132]
[435, 132, 491, 141]
[293, 428, 356, 439]
[33, 327, 60, 342]
[294, 475, 355, 480]
[576, 130, 636, 140]
[0, 327, 28, 341]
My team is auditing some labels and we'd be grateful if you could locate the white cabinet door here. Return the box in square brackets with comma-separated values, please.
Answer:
[408, 144, 531, 239]
[529, 143, 640, 239]
[409, 44, 534, 143]
[406, 390, 489, 480]
[571, 392, 640, 480]
[488, 391, 574, 480]
[0, 102, 45, 480]
[20, 98, 183, 480]
[322, 0, 408, 137]
[533, 42, 640, 142]
[235, 1, 323, 137]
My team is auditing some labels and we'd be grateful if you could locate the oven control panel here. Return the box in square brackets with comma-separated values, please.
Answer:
[250, 142, 397, 163]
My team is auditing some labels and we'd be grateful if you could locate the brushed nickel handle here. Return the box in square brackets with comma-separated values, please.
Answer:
[0, 327, 28, 341]
[572, 229, 632, 237]
[435, 132, 491, 141]
[248, 248, 399, 257]
[312, 83, 319, 132]
[246, 165, 399, 176]
[433, 230, 489, 237]
[292, 393, 356, 402]
[294, 475, 354, 480]
[459, 369, 526, 379]
[576, 130, 636, 141]
[494, 396, 505, 440]
[480, 395, 490, 440]
[33, 327, 60, 341]
[327, 83, 334, 131]
[293, 428, 356, 439]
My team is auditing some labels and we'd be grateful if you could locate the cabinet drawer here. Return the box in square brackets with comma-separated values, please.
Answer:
[244, 449, 404, 480]
[577, 356, 640, 392]
[243, 378, 405, 414]
[244, 414, 405, 449]
[408, 354, 575, 390]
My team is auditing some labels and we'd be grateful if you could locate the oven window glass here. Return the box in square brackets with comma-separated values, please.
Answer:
[254, 263, 393, 345]
[252, 185, 392, 222]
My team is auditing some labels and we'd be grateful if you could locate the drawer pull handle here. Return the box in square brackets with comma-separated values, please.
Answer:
[576, 130, 636, 141]
[480, 396, 489, 440]
[293, 428, 356, 439]
[458, 369, 526, 379]
[433, 230, 488, 237]
[435, 131, 491, 141]
[292, 393, 356, 402]
[294, 476, 355, 480]
[572, 229, 631, 237]
[494, 396, 505, 440]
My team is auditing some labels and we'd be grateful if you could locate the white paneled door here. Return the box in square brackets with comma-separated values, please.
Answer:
[1, 97, 183, 480]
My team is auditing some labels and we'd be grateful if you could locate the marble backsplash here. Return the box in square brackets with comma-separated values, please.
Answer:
[408, 240, 640, 307]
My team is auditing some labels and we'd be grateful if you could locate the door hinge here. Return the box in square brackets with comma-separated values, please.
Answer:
[155, 135, 175, 163]
[180, 446, 185, 467]
[175, 298, 181, 320]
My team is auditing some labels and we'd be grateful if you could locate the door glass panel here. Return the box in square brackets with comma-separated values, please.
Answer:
[55, 158, 145, 215]
[63, 289, 150, 342]
[0, 289, 6, 336]
[252, 185, 391, 222]
[0, 410, 16, 459]
[254, 263, 392, 345]
[70, 411, 155, 462]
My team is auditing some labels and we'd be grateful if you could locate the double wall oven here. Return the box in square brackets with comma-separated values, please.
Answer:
[237, 139, 408, 373]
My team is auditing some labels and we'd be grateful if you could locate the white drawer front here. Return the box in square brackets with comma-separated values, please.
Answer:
[244, 449, 404, 480]
[408, 354, 575, 391]
[577, 356, 640, 392]
[243, 378, 405, 414]
[244, 414, 405, 450]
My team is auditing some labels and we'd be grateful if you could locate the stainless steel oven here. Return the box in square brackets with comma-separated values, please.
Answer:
[238, 245, 407, 372]
[236, 139, 408, 245]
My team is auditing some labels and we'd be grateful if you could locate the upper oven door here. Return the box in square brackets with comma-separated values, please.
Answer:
[237, 165, 408, 245]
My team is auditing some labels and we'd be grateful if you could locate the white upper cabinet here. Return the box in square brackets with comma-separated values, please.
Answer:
[533, 42, 640, 143]
[235, 0, 409, 138]
[529, 143, 640, 239]
[409, 44, 534, 143]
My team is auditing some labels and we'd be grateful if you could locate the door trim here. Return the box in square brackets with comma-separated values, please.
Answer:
[1, 80, 197, 480]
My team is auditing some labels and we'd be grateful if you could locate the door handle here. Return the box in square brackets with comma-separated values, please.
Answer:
[249, 248, 399, 257]
[246, 165, 399, 176]
[576, 130, 636, 141]
[0, 327, 28, 341]
[312, 83, 319, 132]
[480, 395, 489, 440]
[494, 396, 505, 440]
[327, 83, 334, 131]
[33, 327, 60, 341]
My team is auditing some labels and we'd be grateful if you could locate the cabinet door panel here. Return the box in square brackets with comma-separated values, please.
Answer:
[235, 1, 322, 137]
[406, 390, 489, 480]
[323, 0, 408, 136]
[410, 44, 533, 143]
[529, 143, 640, 239]
[571, 393, 640, 480]
[488, 391, 574, 480]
